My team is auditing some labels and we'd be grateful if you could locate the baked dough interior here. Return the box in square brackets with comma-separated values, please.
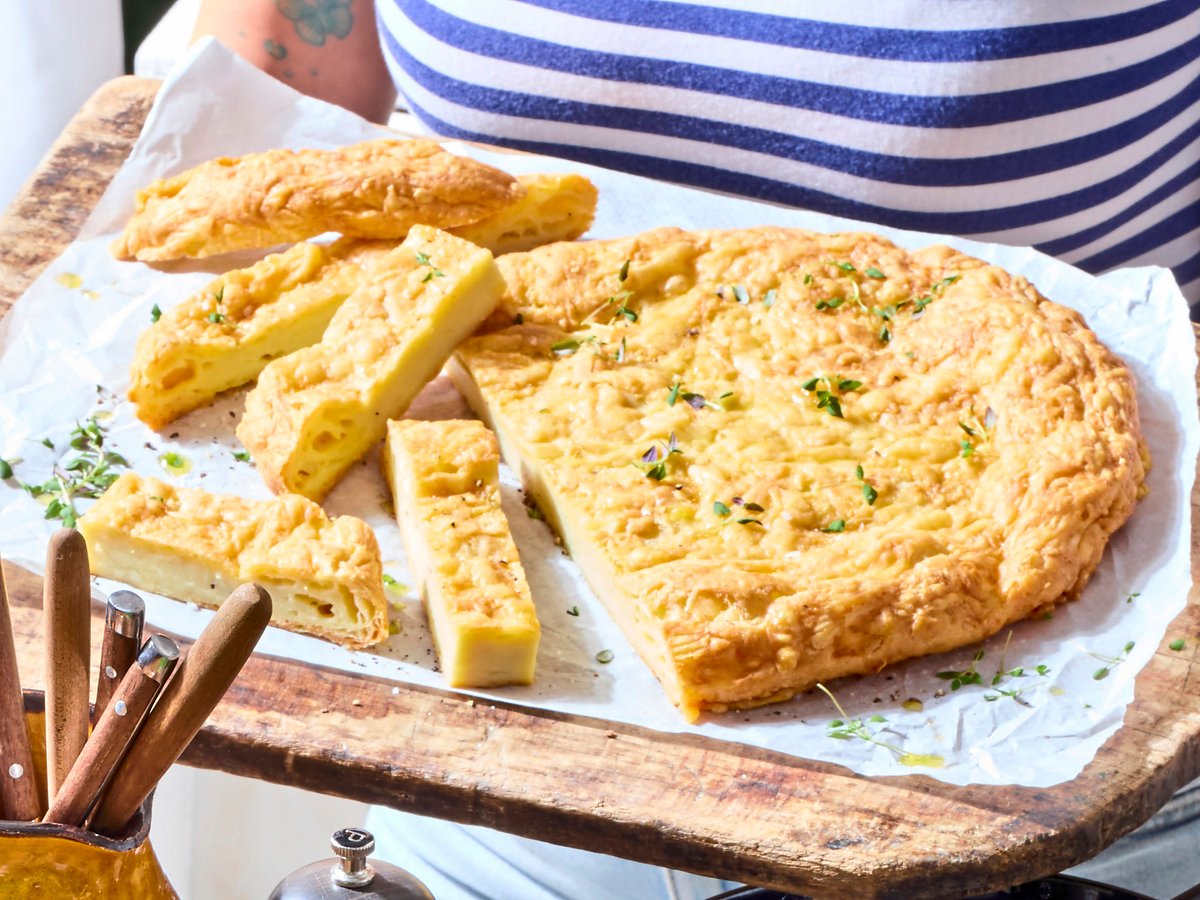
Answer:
[452, 227, 1149, 720]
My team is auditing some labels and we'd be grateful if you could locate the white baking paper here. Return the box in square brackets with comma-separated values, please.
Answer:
[0, 39, 1194, 788]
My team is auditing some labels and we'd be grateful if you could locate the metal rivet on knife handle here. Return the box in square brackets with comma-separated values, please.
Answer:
[90, 583, 272, 835]
[95, 591, 145, 716]
[44, 634, 180, 828]
[44, 528, 92, 805]
[0, 559, 40, 820]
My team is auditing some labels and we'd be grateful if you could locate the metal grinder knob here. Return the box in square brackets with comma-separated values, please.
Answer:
[268, 827, 435, 899]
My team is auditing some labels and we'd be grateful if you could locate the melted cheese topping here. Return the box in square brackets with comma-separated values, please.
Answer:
[237, 225, 505, 501]
[79, 472, 388, 649]
[453, 226, 1148, 719]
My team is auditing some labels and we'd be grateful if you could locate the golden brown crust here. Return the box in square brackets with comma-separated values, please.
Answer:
[111, 139, 524, 261]
[453, 227, 1149, 719]
[78, 473, 389, 649]
[236, 225, 505, 500]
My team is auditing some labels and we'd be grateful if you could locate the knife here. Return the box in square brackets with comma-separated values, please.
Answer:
[0, 560, 40, 820]
[94, 591, 145, 716]
[44, 634, 179, 828]
[43, 528, 91, 804]
[89, 583, 272, 834]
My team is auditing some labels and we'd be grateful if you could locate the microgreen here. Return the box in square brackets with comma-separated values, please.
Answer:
[232, 450, 251, 463]
[551, 338, 581, 356]
[1125, 591, 1140, 604]
[382, 574, 406, 593]
[150, 304, 162, 323]
[0, 459, 11, 480]
[567, 605, 580, 616]
[41, 438, 54, 449]
[1169, 638, 1186, 651]
[800, 374, 861, 419]
[864, 267, 886, 279]
[821, 519, 845, 533]
[207, 311, 225, 324]
[815, 297, 844, 312]
[615, 337, 626, 362]
[615, 304, 638, 322]
[618, 259, 630, 282]
[713, 501, 732, 518]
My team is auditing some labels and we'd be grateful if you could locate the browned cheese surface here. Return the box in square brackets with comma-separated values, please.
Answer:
[0, 77, 1196, 899]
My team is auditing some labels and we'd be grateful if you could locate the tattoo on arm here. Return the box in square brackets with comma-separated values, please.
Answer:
[275, 0, 354, 47]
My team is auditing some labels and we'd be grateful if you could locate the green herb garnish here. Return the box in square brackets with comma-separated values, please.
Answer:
[855, 464, 878, 505]
[232, 450, 251, 463]
[1126, 591, 1141, 604]
[567, 605, 580, 616]
[817, 683, 944, 768]
[1091, 641, 1135, 680]
[864, 267, 886, 279]
[207, 311, 225, 324]
[731, 284, 750, 305]
[0, 459, 12, 480]
[1169, 638, 1186, 651]
[414, 251, 445, 282]
[713, 501, 732, 518]
[596, 649, 614, 664]
[821, 519, 845, 533]
[150, 304, 162, 323]
[815, 297, 845, 312]
[618, 259, 630, 282]
[13, 417, 128, 528]
[551, 338, 581, 356]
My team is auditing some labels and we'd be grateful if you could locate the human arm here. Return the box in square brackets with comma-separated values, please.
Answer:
[192, 0, 397, 123]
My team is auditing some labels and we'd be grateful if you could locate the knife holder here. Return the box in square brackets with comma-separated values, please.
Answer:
[0, 697, 176, 898]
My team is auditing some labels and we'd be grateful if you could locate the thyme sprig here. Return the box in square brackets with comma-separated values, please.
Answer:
[854, 464, 878, 505]
[817, 683, 945, 767]
[667, 381, 733, 411]
[12, 417, 128, 527]
[1090, 641, 1135, 680]
[414, 251, 445, 283]
[638, 432, 682, 481]
[801, 375, 862, 419]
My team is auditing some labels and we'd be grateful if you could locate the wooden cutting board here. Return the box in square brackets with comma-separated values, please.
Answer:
[0, 76, 1198, 898]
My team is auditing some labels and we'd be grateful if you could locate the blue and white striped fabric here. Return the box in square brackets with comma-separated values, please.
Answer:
[376, 0, 1200, 307]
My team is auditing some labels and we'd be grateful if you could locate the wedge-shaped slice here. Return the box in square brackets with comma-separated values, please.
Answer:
[79, 472, 388, 648]
[383, 419, 539, 687]
[128, 242, 364, 429]
[112, 138, 524, 261]
[450, 173, 597, 256]
[237, 225, 505, 500]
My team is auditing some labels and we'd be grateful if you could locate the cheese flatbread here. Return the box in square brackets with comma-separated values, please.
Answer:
[451, 227, 1148, 720]
[112, 138, 523, 261]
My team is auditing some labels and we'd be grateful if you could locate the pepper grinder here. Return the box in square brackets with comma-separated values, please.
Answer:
[268, 828, 435, 899]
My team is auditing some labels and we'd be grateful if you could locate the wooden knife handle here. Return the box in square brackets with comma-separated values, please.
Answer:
[44, 635, 179, 828]
[94, 591, 145, 716]
[44, 528, 92, 804]
[0, 560, 40, 820]
[90, 584, 272, 835]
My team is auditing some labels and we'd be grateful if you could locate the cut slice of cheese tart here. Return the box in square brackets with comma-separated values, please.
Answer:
[237, 225, 505, 501]
[383, 419, 540, 687]
[128, 241, 362, 429]
[79, 472, 388, 648]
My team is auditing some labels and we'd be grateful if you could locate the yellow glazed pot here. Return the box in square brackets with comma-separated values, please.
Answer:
[0, 698, 175, 898]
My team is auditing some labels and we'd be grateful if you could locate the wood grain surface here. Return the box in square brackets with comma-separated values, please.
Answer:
[0, 76, 1198, 898]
